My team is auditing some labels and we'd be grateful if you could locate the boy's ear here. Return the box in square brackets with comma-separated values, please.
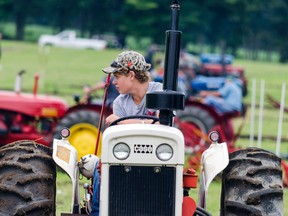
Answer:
[129, 70, 135, 79]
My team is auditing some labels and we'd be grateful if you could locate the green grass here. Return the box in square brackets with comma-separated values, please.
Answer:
[232, 59, 288, 154]
[0, 40, 119, 93]
[1, 41, 287, 215]
[56, 171, 91, 215]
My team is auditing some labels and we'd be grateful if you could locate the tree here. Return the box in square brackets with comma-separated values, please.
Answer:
[270, 0, 288, 62]
[0, 0, 287, 62]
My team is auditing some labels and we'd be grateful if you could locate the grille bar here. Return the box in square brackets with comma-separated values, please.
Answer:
[108, 165, 176, 216]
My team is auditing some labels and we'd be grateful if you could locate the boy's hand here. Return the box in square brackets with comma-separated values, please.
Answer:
[106, 114, 120, 126]
[199, 91, 209, 97]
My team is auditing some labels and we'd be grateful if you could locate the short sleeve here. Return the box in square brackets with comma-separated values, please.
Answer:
[113, 97, 124, 117]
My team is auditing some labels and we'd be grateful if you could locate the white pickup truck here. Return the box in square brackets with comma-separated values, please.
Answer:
[38, 30, 107, 50]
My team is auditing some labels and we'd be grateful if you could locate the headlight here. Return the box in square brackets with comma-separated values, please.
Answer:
[156, 144, 173, 161]
[113, 142, 130, 160]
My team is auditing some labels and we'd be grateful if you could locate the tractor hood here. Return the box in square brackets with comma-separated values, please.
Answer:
[0, 91, 68, 118]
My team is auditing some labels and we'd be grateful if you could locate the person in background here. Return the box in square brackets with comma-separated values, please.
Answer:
[145, 44, 159, 71]
[199, 76, 242, 114]
[82, 75, 119, 107]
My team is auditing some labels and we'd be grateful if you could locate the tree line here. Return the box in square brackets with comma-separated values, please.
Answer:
[0, 0, 287, 63]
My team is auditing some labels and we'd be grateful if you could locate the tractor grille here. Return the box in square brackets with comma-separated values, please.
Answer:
[108, 165, 176, 216]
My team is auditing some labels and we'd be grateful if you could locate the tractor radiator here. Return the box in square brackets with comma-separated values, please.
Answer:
[108, 165, 176, 216]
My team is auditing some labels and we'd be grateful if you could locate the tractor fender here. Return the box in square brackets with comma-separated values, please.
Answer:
[184, 99, 241, 123]
[64, 104, 111, 115]
[184, 100, 221, 124]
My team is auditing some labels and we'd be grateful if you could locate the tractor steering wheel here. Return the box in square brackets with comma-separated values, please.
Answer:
[109, 115, 159, 126]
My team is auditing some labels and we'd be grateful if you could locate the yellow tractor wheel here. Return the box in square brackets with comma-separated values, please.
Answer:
[53, 110, 103, 160]
[69, 122, 101, 161]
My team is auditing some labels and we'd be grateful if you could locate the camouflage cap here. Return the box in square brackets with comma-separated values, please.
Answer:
[102, 50, 151, 74]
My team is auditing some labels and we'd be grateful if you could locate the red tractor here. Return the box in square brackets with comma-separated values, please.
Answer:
[0, 70, 105, 160]
[0, 70, 67, 147]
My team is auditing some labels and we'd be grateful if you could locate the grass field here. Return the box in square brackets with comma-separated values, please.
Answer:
[1, 40, 287, 215]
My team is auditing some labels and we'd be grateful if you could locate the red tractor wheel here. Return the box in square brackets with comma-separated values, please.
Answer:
[176, 106, 216, 153]
[0, 141, 56, 216]
[53, 110, 102, 160]
[221, 147, 283, 215]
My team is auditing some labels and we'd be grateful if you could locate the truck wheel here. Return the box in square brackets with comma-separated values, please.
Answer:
[176, 106, 216, 152]
[0, 141, 56, 216]
[54, 110, 101, 159]
[220, 147, 283, 216]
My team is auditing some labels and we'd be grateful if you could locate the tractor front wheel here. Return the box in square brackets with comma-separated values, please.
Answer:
[221, 147, 283, 216]
[0, 141, 56, 216]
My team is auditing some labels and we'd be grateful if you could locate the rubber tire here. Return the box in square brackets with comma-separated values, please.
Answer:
[0, 140, 56, 216]
[54, 110, 100, 138]
[53, 110, 101, 158]
[193, 206, 212, 216]
[220, 147, 283, 216]
[177, 106, 216, 134]
[176, 106, 216, 150]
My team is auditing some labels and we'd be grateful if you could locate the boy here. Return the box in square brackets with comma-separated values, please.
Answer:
[91, 50, 163, 215]
[104, 50, 163, 125]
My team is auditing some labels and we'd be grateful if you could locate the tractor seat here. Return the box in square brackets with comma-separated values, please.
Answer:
[221, 103, 247, 118]
[221, 111, 240, 119]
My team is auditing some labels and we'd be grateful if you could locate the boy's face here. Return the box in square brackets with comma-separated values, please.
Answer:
[112, 71, 133, 94]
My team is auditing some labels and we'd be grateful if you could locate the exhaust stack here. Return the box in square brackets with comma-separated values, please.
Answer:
[146, 1, 185, 126]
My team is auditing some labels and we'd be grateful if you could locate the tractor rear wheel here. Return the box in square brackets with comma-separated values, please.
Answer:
[54, 110, 101, 159]
[176, 106, 216, 152]
[0, 141, 56, 216]
[220, 147, 283, 216]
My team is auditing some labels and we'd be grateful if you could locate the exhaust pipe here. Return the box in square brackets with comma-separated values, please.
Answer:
[14, 70, 26, 93]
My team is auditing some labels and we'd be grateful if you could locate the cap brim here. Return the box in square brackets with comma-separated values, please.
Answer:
[102, 66, 120, 74]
